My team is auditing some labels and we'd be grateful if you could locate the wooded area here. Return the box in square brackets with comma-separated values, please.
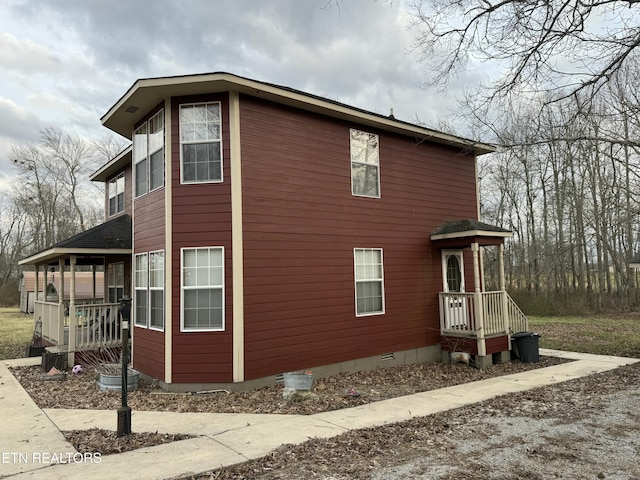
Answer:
[0, 129, 126, 305]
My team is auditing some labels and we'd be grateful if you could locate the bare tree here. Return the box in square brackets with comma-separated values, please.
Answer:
[409, 0, 640, 108]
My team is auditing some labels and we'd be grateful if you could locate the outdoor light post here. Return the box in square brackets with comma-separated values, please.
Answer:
[117, 296, 132, 436]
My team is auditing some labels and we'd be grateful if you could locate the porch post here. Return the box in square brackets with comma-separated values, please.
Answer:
[68, 255, 77, 366]
[499, 244, 510, 335]
[472, 243, 486, 356]
[57, 260, 65, 350]
[34, 265, 39, 304]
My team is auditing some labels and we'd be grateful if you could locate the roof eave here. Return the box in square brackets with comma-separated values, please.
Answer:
[430, 230, 513, 241]
[19, 248, 132, 266]
[101, 72, 496, 155]
[90, 146, 132, 182]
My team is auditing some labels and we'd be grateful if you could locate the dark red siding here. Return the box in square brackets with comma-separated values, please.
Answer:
[239, 95, 478, 379]
[132, 105, 167, 381]
[170, 94, 234, 384]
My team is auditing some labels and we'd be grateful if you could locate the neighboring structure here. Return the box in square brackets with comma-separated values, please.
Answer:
[19, 271, 105, 314]
[19, 72, 526, 390]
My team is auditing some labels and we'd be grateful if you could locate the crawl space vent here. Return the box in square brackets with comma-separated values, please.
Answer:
[381, 352, 395, 361]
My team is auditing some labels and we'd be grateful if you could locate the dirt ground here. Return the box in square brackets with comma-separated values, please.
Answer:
[11, 358, 640, 479]
[202, 362, 640, 480]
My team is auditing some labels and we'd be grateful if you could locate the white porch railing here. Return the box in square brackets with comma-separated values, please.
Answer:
[439, 291, 528, 338]
[34, 300, 121, 351]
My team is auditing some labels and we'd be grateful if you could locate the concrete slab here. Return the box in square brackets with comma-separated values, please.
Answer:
[0, 362, 76, 478]
[7, 436, 246, 480]
[45, 409, 299, 436]
[212, 415, 348, 460]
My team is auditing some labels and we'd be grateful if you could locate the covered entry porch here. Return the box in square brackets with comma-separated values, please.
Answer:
[18, 215, 132, 365]
[431, 219, 528, 368]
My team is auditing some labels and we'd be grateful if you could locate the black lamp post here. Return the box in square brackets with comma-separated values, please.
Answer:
[117, 296, 132, 437]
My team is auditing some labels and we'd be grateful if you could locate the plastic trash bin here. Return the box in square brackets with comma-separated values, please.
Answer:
[512, 332, 540, 363]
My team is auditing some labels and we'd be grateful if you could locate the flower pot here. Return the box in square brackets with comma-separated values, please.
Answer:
[283, 372, 313, 391]
[96, 369, 140, 392]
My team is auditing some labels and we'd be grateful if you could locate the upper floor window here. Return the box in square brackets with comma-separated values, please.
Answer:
[180, 102, 222, 184]
[350, 129, 380, 198]
[108, 173, 125, 216]
[134, 110, 165, 197]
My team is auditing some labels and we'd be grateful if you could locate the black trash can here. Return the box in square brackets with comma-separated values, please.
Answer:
[512, 332, 540, 363]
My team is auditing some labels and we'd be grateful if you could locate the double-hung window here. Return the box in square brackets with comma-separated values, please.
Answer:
[181, 247, 224, 331]
[149, 251, 164, 330]
[180, 102, 222, 183]
[134, 110, 165, 197]
[134, 253, 148, 327]
[354, 248, 385, 316]
[134, 251, 165, 330]
[107, 262, 124, 303]
[108, 173, 125, 216]
[350, 129, 380, 198]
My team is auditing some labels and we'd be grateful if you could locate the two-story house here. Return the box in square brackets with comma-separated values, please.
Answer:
[19, 72, 526, 391]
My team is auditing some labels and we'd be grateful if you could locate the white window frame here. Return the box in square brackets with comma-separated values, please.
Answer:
[181, 246, 225, 332]
[354, 248, 385, 316]
[134, 253, 148, 327]
[107, 261, 124, 304]
[179, 102, 223, 184]
[108, 173, 125, 216]
[350, 129, 380, 198]
[149, 250, 165, 331]
[133, 109, 165, 197]
[134, 251, 165, 331]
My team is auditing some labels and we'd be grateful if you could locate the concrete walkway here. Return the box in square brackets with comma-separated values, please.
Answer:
[1, 350, 638, 479]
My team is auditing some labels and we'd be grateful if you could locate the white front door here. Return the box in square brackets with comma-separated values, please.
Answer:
[442, 250, 467, 327]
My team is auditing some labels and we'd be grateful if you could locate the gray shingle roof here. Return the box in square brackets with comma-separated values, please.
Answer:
[432, 219, 511, 236]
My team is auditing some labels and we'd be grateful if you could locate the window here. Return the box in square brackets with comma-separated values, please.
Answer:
[107, 262, 124, 303]
[149, 251, 164, 330]
[181, 247, 224, 331]
[134, 251, 165, 330]
[134, 254, 147, 327]
[133, 110, 165, 197]
[108, 173, 125, 216]
[354, 248, 385, 316]
[180, 102, 222, 183]
[350, 129, 380, 198]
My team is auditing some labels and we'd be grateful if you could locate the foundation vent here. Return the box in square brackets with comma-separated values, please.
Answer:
[275, 373, 284, 383]
[381, 352, 395, 361]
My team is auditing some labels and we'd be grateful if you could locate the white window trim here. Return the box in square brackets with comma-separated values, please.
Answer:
[354, 248, 385, 317]
[107, 261, 125, 304]
[133, 109, 165, 198]
[180, 246, 225, 332]
[134, 253, 148, 328]
[148, 110, 165, 193]
[179, 101, 224, 185]
[149, 249, 165, 332]
[134, 250, 166, 331]
[350, 128, 381, 199]
[108, 173, 125, 217]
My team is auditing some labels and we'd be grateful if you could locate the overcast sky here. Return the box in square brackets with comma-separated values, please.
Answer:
[0, 0, 489, 192]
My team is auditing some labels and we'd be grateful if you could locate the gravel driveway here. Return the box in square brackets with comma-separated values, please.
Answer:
[206, 362, 640, 479]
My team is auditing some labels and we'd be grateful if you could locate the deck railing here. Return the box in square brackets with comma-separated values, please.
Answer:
[34, 300, 121, 351]
[439, 291, 528, 338]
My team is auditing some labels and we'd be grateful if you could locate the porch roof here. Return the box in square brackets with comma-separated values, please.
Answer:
[431, 219, 512, 245]
[18, 214, 132, 266]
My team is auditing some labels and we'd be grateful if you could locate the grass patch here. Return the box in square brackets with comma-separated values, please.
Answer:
[0, 308, 34, 360]
[529, 314, 640, 358]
